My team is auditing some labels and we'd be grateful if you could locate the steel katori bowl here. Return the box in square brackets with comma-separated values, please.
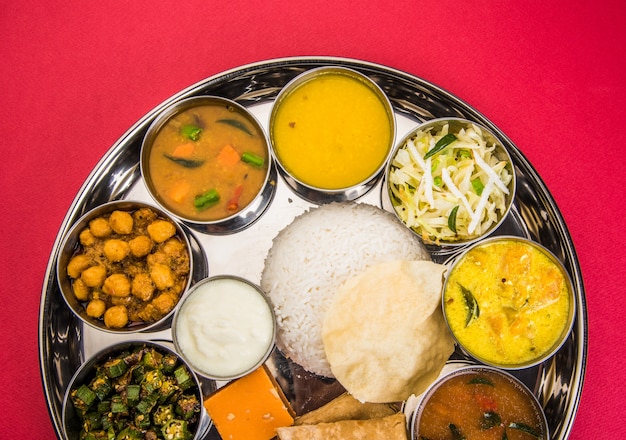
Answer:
[441, 235, 576, 370]
[269, 66, 396, 204]
[56, 199, 194, 334]
[140, 95, 276, 234]
[61, 340, 211, 440]
[386, 117, 516, 249]
[411, 365, 549, 440]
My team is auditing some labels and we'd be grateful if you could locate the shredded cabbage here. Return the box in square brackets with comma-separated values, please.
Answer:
[388, 122, 513, 243]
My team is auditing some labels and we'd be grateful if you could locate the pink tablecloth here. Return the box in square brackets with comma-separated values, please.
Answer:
[2, 1, 624, 438]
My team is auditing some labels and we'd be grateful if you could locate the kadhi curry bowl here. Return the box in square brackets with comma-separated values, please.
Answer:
[62, 340, 210, 440]
[56, 200, 194, 333]
[411, 365, 548, 440]
[386, 117, 515, 247]
[269, 66, 396, 203]
[442, 236, 576, 369]
[141, 96, 276, 234]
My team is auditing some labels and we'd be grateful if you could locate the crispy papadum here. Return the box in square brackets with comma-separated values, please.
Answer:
[322, 260, 455, 403]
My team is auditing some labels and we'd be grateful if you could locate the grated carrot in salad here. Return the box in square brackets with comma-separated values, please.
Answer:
[388, 122, 513, 243]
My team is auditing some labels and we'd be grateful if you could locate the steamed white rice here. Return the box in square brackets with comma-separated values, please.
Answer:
[260, 202, 429, 377]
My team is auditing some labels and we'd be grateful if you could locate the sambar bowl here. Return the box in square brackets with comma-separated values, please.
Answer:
[62, 340, 210, 440]
[442, 236, 576, 369]
[172, 275, 277, 381]
[386, 117, 516, 248]
[411, 365, 548, 440]
[56, 200, 194, 333]
[141, 95, 275, 234]
[269, 66, 396, 204]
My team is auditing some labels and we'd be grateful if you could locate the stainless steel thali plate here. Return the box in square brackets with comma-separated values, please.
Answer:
[39, 56, 587, 440]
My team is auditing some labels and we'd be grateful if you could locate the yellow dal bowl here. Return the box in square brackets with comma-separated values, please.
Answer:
[269, 66, 395, 202]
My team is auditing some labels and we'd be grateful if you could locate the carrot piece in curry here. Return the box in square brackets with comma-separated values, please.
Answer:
[216, 144, 241, 168]
[171, 142, 196, 158]
[167, 181, 191, 204]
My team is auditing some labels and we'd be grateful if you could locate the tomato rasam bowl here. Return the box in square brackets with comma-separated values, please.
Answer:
[141, 96, 275, 233]
[411, 366, 548, 440]
[269, 66, 395, 203]
[442, 236, 575, 369]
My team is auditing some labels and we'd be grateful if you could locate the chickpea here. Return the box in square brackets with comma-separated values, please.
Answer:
[85, 299, 106, 318]
[150, 263, 175, 290]
[89, 217, 112, 238]
[128, 235, 153, 258]
[151, 292, 178, 314]
[81, 265, 107, 288]
[72, 278, 91, 301]
[162, 238, 185, 256]
[109, 210, 134, 234]
[131, 273, 155, 301]
[103, 239, 130, 262]
[146, 250, 167, 267]
[67, 254, 91, 279]
[147, 220, 176, 243]
[104, 305, 129, 328]
[102, 273, 131, 297]
[79, 229, 96, 247]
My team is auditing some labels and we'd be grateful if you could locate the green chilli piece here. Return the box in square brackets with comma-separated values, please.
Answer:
[193, 189, 220, 210]
[424, 133, 458, 160]
[217, 118, 254, 136]
[448, 205, 459, 233]
[180, 124, 202, 141]
[472, 178, 485, 195]
[459, 283, 479, 327]
[241, 151, 265, 168]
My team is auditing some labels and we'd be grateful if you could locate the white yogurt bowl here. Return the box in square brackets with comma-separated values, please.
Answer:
[172, 275, 276, 381]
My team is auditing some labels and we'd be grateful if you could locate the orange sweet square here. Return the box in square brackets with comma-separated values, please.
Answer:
[204, 365, 295, 440]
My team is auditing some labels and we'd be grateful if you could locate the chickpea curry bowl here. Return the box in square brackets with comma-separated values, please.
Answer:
[141, 96, 275, 233]
[56, 200, 194, 333]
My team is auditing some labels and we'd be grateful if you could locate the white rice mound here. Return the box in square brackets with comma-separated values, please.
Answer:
[260, 202, 429, 378]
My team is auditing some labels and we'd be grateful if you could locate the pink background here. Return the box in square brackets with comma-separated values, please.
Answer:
[1, 1, 624, 438]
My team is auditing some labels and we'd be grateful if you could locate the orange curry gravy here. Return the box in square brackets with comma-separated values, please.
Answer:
[417, 369, 546, 440]
[148, 104, 268, 222]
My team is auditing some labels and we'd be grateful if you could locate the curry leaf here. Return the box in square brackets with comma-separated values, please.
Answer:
[468, 376, 494, 386]
[217, 118, 254, 136]
[481, 411, 502, 429]
[459, 283, 480, 327]
[508, 422, 542, 439]
[449, 424, 466, 440]
[163, 154, 205, 168]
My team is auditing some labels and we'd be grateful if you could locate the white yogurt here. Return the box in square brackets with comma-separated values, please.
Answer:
[173, 276, 275, 379]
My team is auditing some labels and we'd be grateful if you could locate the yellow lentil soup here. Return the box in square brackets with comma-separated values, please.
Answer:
[416, 368, 547, 440]
[271, 68, 393, 190]
[443, 237, 573, 367]
[146, 100, 269, 222]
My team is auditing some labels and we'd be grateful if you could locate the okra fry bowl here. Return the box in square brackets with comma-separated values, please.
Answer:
[62, 340, 210, 440]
